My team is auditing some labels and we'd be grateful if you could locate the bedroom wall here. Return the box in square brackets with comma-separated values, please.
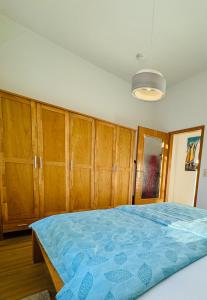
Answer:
[1, 14, 206, 209]
[153, 70, 207, 209]
[0, 14, 153, 129]
[168, 130, 201, 206]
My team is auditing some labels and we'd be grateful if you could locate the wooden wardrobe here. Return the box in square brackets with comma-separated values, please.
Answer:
[0, 90, 135, 234]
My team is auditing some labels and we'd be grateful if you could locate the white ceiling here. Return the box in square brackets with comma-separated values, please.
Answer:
[0, 0, 207, 86]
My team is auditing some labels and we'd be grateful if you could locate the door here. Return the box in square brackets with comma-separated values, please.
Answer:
[135, 126, 169, 204]
[114, 127, 135, 206]
[37, 104, 69, 217]
[69, 113, 95, 211]
[0, 93, 39, 231]
[95, 121, 116, 208]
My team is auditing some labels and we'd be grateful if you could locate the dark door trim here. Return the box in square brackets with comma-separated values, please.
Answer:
[166, 125, 205, 207]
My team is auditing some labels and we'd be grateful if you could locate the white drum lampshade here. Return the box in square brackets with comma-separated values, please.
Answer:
[132, 69, 166, 101]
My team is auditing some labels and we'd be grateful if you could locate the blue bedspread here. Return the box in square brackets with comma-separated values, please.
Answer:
[30, 203, 207, 300]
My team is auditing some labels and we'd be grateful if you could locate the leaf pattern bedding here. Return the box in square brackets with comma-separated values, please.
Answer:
[30, 203, 207, 300]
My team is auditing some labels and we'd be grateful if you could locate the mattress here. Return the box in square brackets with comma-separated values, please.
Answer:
[138, 255, 207, 300]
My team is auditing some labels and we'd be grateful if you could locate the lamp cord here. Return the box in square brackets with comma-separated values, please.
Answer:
[148, 0, 156, 65]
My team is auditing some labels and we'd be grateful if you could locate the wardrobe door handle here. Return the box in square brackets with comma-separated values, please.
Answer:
[112, 164, 117, 172]
[70, 160, 74, 187]
[70, 160, 73, 171]
[39, 157, 43, 169]
[34, 156, 37, 169]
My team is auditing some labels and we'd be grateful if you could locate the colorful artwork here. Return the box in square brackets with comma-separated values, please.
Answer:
[185, 136, 200, 171]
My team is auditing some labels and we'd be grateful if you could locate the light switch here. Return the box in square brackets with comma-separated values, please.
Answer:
[203, 169, 207, 177]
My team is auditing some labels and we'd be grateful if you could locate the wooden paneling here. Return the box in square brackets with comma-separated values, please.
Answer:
[42, 109, 66, 162]
[5, 164, 36, 218]
[95, 171, 113, 208]
[43, 166, 66, 213]
[114, 172, 131, 205]
[2, 98, 33, 159]
[0, 90, 136, 233]
[95, 121, 116, 208]
[2, 219, 38, 233]
[37, 104, 69, 217]
[0, 95, 39, 226]
[0, 89, 135, 133]
[114, 127, 135, 206]
[69, 113, 95, 211]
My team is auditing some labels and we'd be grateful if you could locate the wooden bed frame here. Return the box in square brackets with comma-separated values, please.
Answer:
[32, 230, 64, 292]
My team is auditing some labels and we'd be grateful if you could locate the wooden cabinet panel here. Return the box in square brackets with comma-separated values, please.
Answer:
[114, 172, 130, 206]
[95, 121, 116, 208]
[114, 127, 135, 206]
[0, 95, 39, 225]
[95, 170, 113, 208]
[95, 122, 115, 168]
[44, 165, 66, 213]
[37, 105, 69, 217]
[42, 109, 66, 162]
[2, 98, 33, 159]
[71, 168, 91, 210]
[116, 127, 133, 168]
[69, 114, 94, 211]
[5, 164, 36, 219]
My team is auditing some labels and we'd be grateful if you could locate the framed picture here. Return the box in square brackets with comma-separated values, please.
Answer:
[185, 136, 200, 171]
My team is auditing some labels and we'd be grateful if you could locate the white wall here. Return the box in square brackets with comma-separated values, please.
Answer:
[1, 14, 207, 208]
[168, 130, 201, 206]
[153, 70, 207, 209]
[0, 14, 153, 129]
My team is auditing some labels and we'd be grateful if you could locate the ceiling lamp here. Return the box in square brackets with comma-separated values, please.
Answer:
[132, 0, 166, 101]
[132, 69, 166, 101]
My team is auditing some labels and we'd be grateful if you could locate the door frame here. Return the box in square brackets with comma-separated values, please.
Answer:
[134, 126, 169, 204]
[165, 125, 205, 207]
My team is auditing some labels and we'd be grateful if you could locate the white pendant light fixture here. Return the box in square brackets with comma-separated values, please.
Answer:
[132, 0, 166, 101]
[132, 69, 166, 101]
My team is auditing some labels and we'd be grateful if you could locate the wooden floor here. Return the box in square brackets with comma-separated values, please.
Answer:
[0, 231, 56, 300]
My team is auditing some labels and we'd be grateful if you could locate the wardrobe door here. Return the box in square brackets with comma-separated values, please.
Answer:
[69, 113, 95, 211]
[95, 121, 116, 208]
[114, 127, 135, 206]
[37, 104, 69, 217]
[0, 93, 39, 232]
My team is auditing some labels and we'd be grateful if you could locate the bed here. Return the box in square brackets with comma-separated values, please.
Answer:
[31, 203, 207, 300]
